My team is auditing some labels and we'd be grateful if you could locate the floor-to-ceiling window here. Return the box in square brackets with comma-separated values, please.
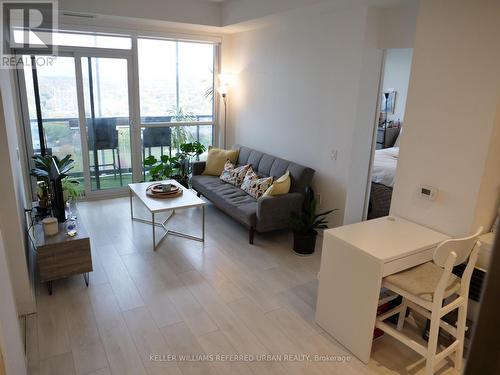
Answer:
[16, 30, 218, 198]
[137, 38, 215, 175]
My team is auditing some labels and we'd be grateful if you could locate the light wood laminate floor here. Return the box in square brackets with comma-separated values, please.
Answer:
[27, 197, 458, 375]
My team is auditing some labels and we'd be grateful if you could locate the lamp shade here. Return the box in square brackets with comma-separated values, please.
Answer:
[218, 73, 234, 96]
[217, 84, 228, 96]
[218, 73, 234, 86]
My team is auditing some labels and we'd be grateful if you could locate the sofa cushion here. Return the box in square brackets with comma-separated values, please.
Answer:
[240, 168, 273, 199]
[247, 150, 265, 170]
[202, 148, 239, 176]
[234, 145, 314, 194]
[191, 175, 257, 227]
[219, 161, 250, 186]
[263, 170, 290, 197]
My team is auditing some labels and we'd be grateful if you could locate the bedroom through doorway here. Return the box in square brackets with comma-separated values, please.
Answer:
[366, 48, 413, 220]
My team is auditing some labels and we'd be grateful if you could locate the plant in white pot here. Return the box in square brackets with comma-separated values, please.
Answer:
[289, 187, 336, 255]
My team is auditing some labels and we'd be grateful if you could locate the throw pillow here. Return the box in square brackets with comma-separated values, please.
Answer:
[203, 148, 239, 176]
[241, 168, 273, 199]
[263, 170, 291, 197]
[220, 161, 251, 186]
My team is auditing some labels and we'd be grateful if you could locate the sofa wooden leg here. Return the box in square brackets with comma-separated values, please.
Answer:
[249, 227, 255, 245]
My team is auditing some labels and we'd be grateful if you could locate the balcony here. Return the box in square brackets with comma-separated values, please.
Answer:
[31, 116, 213, 192]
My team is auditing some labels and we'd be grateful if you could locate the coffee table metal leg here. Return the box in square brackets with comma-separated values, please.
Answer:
[152, 212, 156, 251]
[202, 205, 205, 242]
[129, 189, 133, 220]
[83, 272, 89, 287]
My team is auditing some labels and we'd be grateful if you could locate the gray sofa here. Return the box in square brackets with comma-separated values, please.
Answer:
[191, 145, 315, 244]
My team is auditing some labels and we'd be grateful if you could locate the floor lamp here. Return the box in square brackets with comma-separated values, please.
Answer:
[219, 88, 228, 148]
[218, 74, 233, 149]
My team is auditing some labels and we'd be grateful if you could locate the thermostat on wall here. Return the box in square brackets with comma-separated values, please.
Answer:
[420, 185, 438, 201]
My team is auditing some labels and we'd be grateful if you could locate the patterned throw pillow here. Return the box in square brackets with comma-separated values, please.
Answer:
[240, 168, 273, 199]
[219, 161, 251, 186]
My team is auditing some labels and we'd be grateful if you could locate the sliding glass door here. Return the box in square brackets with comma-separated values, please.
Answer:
[20, 52, 135, 197]
[79, 55, 133, 191]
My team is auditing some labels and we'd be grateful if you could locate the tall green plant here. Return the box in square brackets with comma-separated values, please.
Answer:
[144, 155, 179, 182]
[289, 188, 337, 234]
[144, 141, 206, 182]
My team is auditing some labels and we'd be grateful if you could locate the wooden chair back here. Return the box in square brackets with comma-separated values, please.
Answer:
[433, 227, 483, 268]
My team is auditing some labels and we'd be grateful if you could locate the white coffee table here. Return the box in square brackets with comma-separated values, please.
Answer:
[128, 180, 205, 251]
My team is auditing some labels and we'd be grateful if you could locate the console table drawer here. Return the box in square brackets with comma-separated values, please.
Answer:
[37, 237, 92, 282]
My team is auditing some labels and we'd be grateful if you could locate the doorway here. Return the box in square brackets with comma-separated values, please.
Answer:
[365, 48, 413, 219]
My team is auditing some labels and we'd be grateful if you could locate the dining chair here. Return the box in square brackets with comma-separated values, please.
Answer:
[375, 227, 483, 375]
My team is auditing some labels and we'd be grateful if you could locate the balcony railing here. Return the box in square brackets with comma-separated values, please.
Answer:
[30, 116, 213, 189]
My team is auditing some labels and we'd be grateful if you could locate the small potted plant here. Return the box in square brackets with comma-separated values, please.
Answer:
[62, 177, 84, 203]
[30, 154, 76, 217]
[178, 141, 206, 183]
[289, 187, 336, 255]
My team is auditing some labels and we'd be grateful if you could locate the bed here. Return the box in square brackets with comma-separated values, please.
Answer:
[368, 146, 399, 219]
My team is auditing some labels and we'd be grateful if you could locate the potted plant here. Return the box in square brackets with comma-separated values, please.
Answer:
[178, 141, 206, 185]
[289, 187, 336, 255]
[30, 154, 77, 216]
[62, 177, 84, 203]
[144, 141, 206, 188]
[144, 154, 182, 183]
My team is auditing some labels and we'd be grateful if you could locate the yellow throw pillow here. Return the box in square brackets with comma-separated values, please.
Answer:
[203, 148, 239, 176]
[263, 170, 291, 197]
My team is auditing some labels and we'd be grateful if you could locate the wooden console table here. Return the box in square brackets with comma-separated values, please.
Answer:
[31, 207, 92, 294]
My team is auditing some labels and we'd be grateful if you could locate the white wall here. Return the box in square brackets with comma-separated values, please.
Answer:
[391, 0, 500, 236]
[0, 231, 28, 375]
[381, 48, 413, 123]
[472, 99, 500, 232]
[377, 4, 418, 49]
[225, 6, 384, 226]
[0, 71, 35, 315]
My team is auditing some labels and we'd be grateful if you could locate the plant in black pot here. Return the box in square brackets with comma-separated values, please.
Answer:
[30, 154, 76, 217]
[177, 141, 206, 187]
[289, 187, 336, 255]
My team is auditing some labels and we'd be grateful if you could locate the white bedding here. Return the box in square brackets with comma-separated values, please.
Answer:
[371, 147, 399, 187]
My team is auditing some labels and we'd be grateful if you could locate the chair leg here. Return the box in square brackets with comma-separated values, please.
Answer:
[425, 311, 440, 375]
[397, 297, 408, 331]
[454, 303, 467, 371]
[249, 227, 255, 245]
